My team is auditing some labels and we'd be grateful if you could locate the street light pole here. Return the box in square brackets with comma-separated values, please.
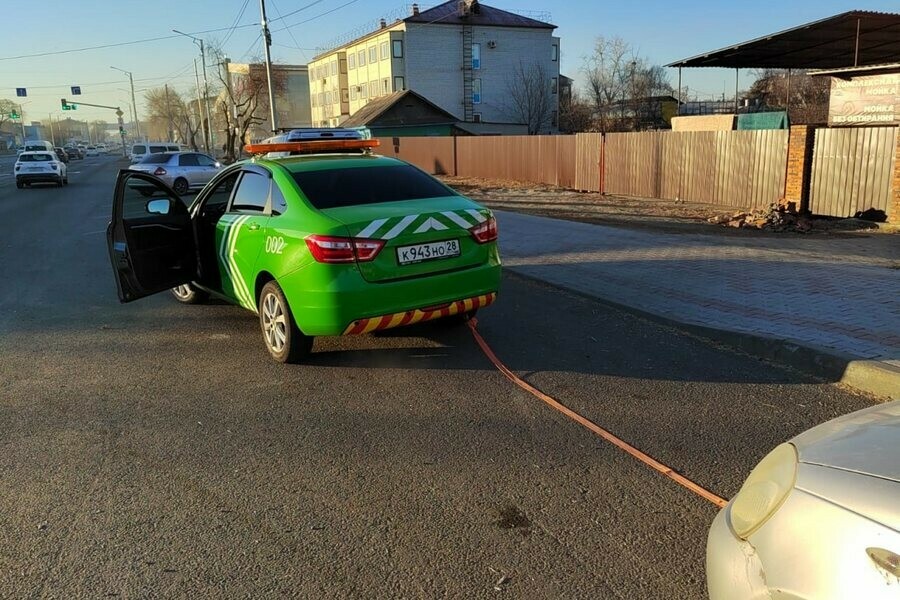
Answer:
[111, 66, 142, 140]
[173, 30, 214, 153]
[259, 0, 278, 132]
[48, 113, 56, 146]
[193, 58, 209, 153]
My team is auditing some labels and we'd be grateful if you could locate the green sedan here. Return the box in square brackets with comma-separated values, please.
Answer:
[107, 131, 501, 363]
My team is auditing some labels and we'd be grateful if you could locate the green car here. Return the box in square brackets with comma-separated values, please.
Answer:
[107, 132, 501, 363]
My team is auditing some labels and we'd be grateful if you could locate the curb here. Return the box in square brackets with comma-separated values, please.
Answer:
[504, 267, 899, 402]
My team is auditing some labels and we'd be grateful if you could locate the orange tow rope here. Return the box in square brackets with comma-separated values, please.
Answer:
[467, 320, 729, 509]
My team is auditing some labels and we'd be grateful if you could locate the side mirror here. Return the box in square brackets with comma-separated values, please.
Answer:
[146, 198, 171, 215]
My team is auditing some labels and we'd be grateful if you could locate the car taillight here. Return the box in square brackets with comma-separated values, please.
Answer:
[469, 216, 498, 244]
[305, 235, 385, 264]
[153, 167, 167, 176]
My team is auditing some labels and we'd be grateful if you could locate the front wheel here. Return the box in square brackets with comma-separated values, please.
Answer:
[171, 283, 209, 304]
[259, 281, 312, 364]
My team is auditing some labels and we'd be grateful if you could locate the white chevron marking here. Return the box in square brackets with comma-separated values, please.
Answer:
[441, 211, 472, 228]
[465, 209, 487, 223]
[357, 217, 389, 238]
[413, 217, 449, 234]
[382, 214, 419, 239]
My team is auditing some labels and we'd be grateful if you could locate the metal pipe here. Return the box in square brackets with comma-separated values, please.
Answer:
[194, 59, 208, 152]
[786, 68, 792, 115]
[677, 67, 682, 113]
[734, 68, 739, 113]
[111, 67, 142, 141]
[854, 18, 860, 66]
[173, 30, 213, 152]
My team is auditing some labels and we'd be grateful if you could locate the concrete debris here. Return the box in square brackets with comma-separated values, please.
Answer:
[707, 204, 880, 233]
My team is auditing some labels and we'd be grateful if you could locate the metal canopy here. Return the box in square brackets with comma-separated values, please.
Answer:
[667, 10, 900, 69]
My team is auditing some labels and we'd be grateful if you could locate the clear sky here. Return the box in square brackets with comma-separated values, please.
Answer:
[1, 0, 896, 123]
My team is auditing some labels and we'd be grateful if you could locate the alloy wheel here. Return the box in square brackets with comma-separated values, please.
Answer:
[262, 292, 287, 353]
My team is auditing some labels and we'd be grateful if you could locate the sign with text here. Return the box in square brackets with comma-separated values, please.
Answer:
[71, 86, 81, 95]
[828, 73, 899, 126]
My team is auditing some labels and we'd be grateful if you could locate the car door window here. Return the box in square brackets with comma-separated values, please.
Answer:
[201, 171, 239, 216]
[270, 182, 288, 216]
[196, 154, 218, 168]
[178, 154, 199, 167]
[230, 172, 270, 214]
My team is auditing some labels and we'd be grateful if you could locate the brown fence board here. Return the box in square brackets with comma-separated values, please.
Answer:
[809, 126, 898, 217]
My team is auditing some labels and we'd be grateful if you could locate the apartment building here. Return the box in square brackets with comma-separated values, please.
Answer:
[308, 0, 560, 132]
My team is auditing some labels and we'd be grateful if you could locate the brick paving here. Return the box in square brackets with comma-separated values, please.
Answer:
[496, 210, 900, 368]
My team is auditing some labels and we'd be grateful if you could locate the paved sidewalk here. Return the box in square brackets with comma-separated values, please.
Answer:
[496, 211, 900, 394]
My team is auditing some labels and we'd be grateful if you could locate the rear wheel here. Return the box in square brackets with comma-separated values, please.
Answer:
[15, 181, 23, 189]
[63, 177, 69, 186]
[171, 283, 209, 304]
[173, 178, 189, 195]
[259, 281, 312, 364]
[56, 177, 63, 188]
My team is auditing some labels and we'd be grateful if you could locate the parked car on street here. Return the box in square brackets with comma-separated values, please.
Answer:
[85, 146, 99, 157]
[107, 128, 501, 363]
[54, 147, 70, 164]
[14, 151, 68, 188]
[707, 399, 900, 600]
[128, 152, 222, 195]
[129, 142, 185, 164]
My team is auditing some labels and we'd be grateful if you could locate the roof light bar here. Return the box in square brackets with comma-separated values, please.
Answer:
[244, 138, 381, 155]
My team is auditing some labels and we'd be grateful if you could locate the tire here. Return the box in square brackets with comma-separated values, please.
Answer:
[171, 283, 209, 305]
[63, 177, 69, 186]
[16, 182, 23, 189]
[172, 178, 189, 195]
[259, 281, 312, 364]
[56, 177, 63, 188]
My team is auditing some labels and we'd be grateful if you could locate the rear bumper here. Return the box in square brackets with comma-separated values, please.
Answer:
[280, 261, 501, 336]
[17, 173, 61, 183]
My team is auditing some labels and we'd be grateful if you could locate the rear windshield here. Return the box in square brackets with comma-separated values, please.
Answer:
[19, 153, 53, 162]
[25, 145, 48, 152]
[132, 145, 147, 154]
[291, 165, 454, 209]
[149, 146, 168, 153]
[140, 154, 173, 164]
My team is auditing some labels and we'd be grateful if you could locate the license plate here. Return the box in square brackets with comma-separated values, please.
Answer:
[396, 239, 460, 265]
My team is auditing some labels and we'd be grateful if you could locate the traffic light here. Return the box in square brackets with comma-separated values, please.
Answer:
[10, 111, 19, 119]
[119, 126, 125, 134]
[61, 98, 69, 111]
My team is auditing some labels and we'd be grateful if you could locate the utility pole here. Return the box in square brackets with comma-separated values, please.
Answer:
[18, 104, 26, 142]
[48, 114, 56, 145]
[194, 59, 208, 153]
[111, 67, 142, 141]
[164, 84, 174, 141]
[259, 0, 278, 132]
[173, 30, 214, 152]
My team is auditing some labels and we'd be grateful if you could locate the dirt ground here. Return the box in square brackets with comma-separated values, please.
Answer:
[440, 176, 897, 238]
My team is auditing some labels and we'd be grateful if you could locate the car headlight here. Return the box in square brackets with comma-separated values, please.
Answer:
[728, 442, 798, 539]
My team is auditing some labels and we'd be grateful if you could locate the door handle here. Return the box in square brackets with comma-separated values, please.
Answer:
[248, 223, 260, 231]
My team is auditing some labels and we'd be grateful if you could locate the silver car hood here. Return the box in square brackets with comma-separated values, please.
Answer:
[791, 400, 900, 483]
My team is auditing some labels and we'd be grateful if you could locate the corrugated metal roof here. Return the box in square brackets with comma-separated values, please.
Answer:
[668, 10, 900, 69]
[341, 90, 457, 127]
[406, 1, 555, 29]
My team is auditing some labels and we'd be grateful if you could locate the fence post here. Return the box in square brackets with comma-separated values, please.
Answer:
[784, 125, 813, 213]
[599, 133, 605, 194]
[453, 135, 458, 177]
[891, 130, 900, 223]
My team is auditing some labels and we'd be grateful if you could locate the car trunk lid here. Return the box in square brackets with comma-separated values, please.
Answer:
[321, 197, 492, 283]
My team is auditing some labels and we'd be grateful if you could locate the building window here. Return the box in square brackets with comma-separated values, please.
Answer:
[360, 84, 367, 99]
[358, 50, 366, 67]
[341, 88, 349, 103]
[473, 112, 482, 123]
[382, 78, 390, 94]
[369, 46, 377, 63]
[551, 44, 558, 62]
[472, 43, 481, 69]
[348, 54, 356, 69]
[331, 61, 338, 76]
[551, 77, 558, 94]
[340, 58, 347, 74]
[381, 41, 390, 60]
[370, 81, 378, 98]
[350, 87, 357, 101]
[473, 78, 482, 104]
[393, 76, 405, 91]
[325, 91, 332, 105]
[392, 40, 403, 58]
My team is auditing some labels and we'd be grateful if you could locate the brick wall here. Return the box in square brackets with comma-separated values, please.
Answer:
[784, 125, 813, 213]
[891, 129, 900, 223]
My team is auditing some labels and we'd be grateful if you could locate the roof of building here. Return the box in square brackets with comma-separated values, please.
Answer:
[809, 62, 900, 77]
[668, 10, 900, 69]
[341, 90, 457, 127]
[406, 1, 555, 29]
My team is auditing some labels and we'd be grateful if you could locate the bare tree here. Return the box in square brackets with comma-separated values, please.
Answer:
[208, 43, 287, 161]
[504, 61, 555, 135]
[747, 69, 829, 124]
[559, 89, 594, 133]
[583, 36, 631, 132]
[143, 87, 202, 149]
[0, 98, 18, 134]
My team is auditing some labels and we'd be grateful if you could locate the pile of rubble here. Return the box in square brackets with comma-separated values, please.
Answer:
[707, 204, 814, 232]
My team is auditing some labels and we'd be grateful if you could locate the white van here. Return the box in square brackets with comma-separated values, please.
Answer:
[130, 142, 185, 164]
[23, 140, 54, 153]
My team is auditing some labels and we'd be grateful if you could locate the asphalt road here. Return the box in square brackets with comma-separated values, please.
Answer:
[0, 156, 875, 598]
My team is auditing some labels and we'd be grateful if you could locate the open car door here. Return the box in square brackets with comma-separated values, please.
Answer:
[107, 170, 197, 303]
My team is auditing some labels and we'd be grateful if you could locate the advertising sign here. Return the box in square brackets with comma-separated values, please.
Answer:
[828, 73, 899, 126]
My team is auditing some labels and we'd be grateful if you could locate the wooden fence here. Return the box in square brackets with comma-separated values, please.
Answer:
[604, 130, 790, 209]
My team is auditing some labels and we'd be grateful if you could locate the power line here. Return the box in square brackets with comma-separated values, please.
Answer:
[239, 34, 263, 62]
[0, 23, 257, 62]
[274, 0, 364, 32]
[268, 0, 329, 22]
[221, 0, 253, 47]
[270, 0, 310, 62]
